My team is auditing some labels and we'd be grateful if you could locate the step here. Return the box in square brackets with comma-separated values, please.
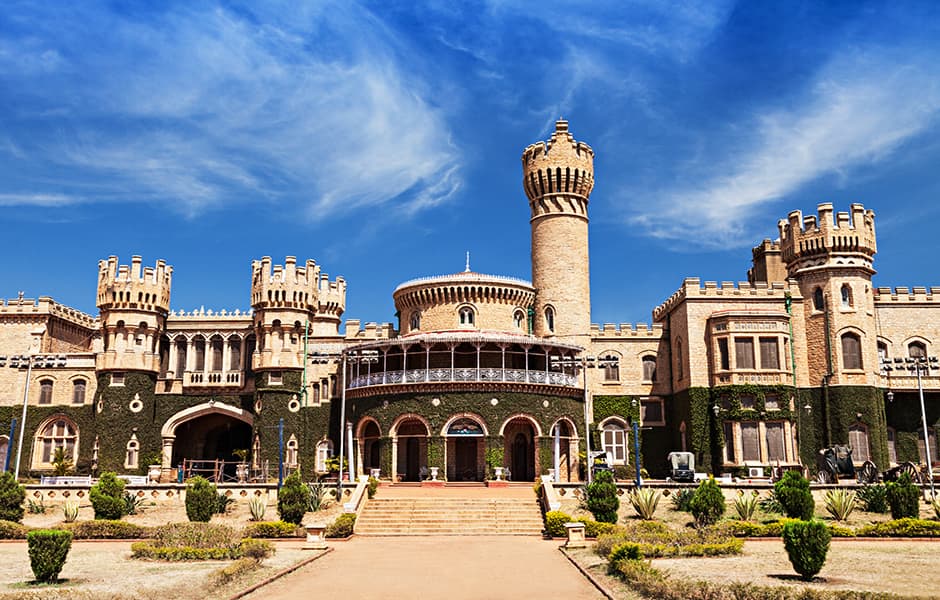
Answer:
[355, 496, 543, 536]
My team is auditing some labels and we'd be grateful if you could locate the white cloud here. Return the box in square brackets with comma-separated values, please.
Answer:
[629, 50, 940, 246]
[0, 193, 76, 207]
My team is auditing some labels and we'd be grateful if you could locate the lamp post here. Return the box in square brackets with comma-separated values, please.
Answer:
[882, 355, 937, 500]
[550, 354, 619, 484]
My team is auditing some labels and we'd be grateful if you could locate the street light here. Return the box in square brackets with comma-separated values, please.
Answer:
[550, 354, 618, 484]
[882, 355, 938, 500]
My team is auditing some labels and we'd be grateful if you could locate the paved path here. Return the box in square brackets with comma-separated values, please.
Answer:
[248, 536, 604, 600]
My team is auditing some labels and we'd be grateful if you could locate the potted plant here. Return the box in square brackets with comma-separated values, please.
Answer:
[233, 449, 249, 483]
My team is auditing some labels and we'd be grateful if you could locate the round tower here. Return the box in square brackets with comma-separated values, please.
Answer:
[522, 119, 594, 344]
[778, 203, 879, 385]
[96, 255, 172, 372]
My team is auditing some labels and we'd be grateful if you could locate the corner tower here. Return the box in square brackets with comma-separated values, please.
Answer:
[522, 119, 594, 344]
[96, 256, 172, 373]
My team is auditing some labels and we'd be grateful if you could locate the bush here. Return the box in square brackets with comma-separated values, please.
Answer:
[278, 472, 311, 525]
[210, 557, 259, 587]
[669, 488, 694, 512]
[758, 489, 783, 514]
[185, 477, 218, 522]
[0, 472, 25, 523]
[325, 513, 356, 538]
[63, 519, 147, 539]
[242, 520, 301, 538]
[782, 519, 831, 581]
[131, 543, 237, 560]
[627, 488, 660, 520]
[308, 480, 329, 512]
[716, 520, 766, 538]
[585, 470, 620, 523]
[123, 491, 143, 515]
[885, 473, 920, 520]
[824, 488, 857, 522]
[151, 522, 240, 549]
[857, 484, 889, 513]
[248, 495, 267, 521]
[774, 470, 814, 520]
[89, 472, 127, 520]
[239, 537, 275, 561]
[595, 520, 742, 559]
[575, 517, 619, 538]
[27, 529, 73, 582]
[367, 476, 379, 499]
[732, 490, 760, 521]
[0, 519, 30, 539]
[62, 500, 79, 523]
[856, 518, 940, 537]
[543, 510, 572, 537]
[689, 477, 725, 527]
[608, 542, 642, 564]
[216, 492, 234, 515]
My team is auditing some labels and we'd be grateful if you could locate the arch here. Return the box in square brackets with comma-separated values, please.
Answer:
[161, 401, 254, 438]
[598, 417, 629, 465]
[813, 287, 824, 311]
[441, 412, 489, 437]
[498, 413, 542, 437]
[391, 413, 431, 436]
[848, 422, 871, 463]
[840, 331, 863, 370]
[549, 417, 579, 439]
[840, 283, 853, 308]
[356, 416, 383, 439]
[32, 414, 79, 470]
[544, 305, 555, 333]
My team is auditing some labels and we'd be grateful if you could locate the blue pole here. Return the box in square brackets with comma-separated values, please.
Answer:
[278, 418, 284, 490]
[4, 419, 16, 472]
[633, 420, 641, 488]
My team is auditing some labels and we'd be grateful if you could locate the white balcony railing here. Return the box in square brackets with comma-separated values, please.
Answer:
[348, 368, 578, 389]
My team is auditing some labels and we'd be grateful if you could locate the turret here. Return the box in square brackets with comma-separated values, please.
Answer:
[779, 203, 877, 277]
[523, 119, 594, 343]
[96, 256, 172, 372]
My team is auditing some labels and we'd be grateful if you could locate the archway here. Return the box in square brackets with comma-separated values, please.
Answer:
[162, 402, 253, 481]
[503, 416, 538, 481]
[549, 418, 578, 482]
[358, 419, 382, 475]
[393, 417, 429, 482]
[443, 415, 487, 481]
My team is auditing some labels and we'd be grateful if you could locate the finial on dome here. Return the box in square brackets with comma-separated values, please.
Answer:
[465, 251, 471, 273]
[555, 118, 568, 133]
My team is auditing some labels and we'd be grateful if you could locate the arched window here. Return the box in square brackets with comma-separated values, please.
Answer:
[72, 380, 86, 405]
[124, 434, 139, 470]
[642, 356, 657, 382]
[841, 333, 862, 370]
[175, 339, 187, 378]
[544, 306, 555, 333]
[840, 284, 853, 308]
[513, 310, 525, 330]
[193, 337, 206, 371]
[410, 311, 421, 331]
[459, 306, 475, 326]
[813, 288, 824, 311]
[229, 339, 241, 371]
[285, 435, 299, 468]
[909, 341, 927, 360]
[848, 423, 871, 462]
[34, 417, 78, 468]
[602, 355, 620, 381]
[315, 440, 334, 473]
[211, 336, 223, 371]
[38, 379, 53, 405]
[600, 420, 627, 465]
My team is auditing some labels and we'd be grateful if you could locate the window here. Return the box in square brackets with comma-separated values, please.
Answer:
[917, 428, 937, 465]
[759, 337, 779, 369]
[723, 422, 735, 463]
[459, 306, 475, 326]
[877, 342, 888, 366]
[229, 339, 241, 371]
[764, 394, 780, 411]
[544, 307, 555, 333]
[887, 428, 897, 465]
[285, 435, 299, 468]
[410, 311, 421, 331]
[125, 435, 139, 470]
[315, 440, 334, 473]
[72, 380, 86, 404]
[765, 422, 786, 462]
[734, 338, 755, 369]
[741, 422, 760, 462]
[640, 398, 664, 425]
[39, 380, 53, 404]
[111, 372, 125, 386]
[601, 421, 627, 465]
[175, 340, 187, 378]
[269, 371, 283, 385]
[603, 355, 619, 381]
[194, 338, 206, 371]
[841, 284, 853, 308]
[813, 288, 824, 311]
[909, 341, 927, 360]
[513, 310, 525, 329]
[211, 337, 223, 371]
[739, 394, 756, 410]
[35, 417, 78, 467]
[642, 356, 657, 381]
[841, 333, 862, 370]
[848, 423, 871, 463]
[717, 338, 729, 370]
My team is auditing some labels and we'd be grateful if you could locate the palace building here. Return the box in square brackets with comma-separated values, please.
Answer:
[0, 120, 937, 483]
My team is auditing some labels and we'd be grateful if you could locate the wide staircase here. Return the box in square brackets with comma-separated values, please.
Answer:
[355, 488, 544, 536]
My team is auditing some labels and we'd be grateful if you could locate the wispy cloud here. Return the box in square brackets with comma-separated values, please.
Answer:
[0, 193, 77, 207]
[0, 3, 459, 219]
[628, 48, 940, 246]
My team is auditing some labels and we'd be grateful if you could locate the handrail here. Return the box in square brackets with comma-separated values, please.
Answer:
[344, 474, 370, 517]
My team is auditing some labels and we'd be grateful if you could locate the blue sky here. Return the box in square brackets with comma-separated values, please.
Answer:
[2, 1, 940, 327]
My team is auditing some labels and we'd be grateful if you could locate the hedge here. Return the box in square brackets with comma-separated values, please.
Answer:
[62, 519, 148, 539]
[241, 521, 302, 538]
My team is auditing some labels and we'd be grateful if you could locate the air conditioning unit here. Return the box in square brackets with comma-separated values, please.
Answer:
[748, 467, 765, 478]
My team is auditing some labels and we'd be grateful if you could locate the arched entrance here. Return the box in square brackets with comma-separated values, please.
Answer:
[162, 402, 253, 481]
[550, 418, 578, 482]
[393, 416, 428, 482]
[443, 415, 487, 482]
[503, 416, 539, 482]
[358, 419, 382, 475]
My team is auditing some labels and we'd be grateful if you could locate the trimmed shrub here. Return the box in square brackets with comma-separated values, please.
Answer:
[689, 477, 725, 527]
[885, 473, 920, 520]
[782, 519, 831, 581]
[367, 476, 379, 499]
[716, 520, 765, 538]
[608, 542, 642, 564]
[131, 543, 237, 560]
[544, 510, 572, 537]
[210, 557, 259, 587]
[89, 472, 127, 520]
[239, 538, 275, 561]
[325, 513, 356, 538]
[278, 472, 311, 525]
[669, 488, 694, 512]
[0, 519, 30, 539]
[185, 477, 218, 522]
[151, 522, 240, 549]
[857, 518, 940, 537]
[27, 529, 73, 582]
[585, 470, 620, 523]
[575, 517, 618, 538]
[242, 520, 301, 538]
[0, 472, 26, 523]
[62, 519, 147, 539]
[595, 520, 741, 559]
[774, 470, 814, 520]
[857, 484, 889, 513]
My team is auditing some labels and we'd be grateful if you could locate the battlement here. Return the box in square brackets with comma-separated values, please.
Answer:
[522, 119, 595, 203]
[779, 203, 877, 269]
[343, 319, 396, 340]
[250, 256, 320, 312]
[316, 274, 347, 318]
[0, 296, 98, 328]
[653, 278, 791, 321]
[874, 286, 940, 304]
[590, 322, 664, 338]
[96, 256, 172, 314]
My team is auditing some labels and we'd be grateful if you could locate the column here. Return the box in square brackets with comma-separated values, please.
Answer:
[554, 424, 560, 482]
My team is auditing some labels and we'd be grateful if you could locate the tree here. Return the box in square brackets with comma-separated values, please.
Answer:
[585, 470, 620, 523]
[89, 472, 127, 520]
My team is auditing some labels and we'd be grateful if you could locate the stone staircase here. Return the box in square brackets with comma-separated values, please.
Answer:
[355, 497, 544, 536]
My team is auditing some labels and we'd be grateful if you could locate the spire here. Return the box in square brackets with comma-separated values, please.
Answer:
[465, 251, 471, 273]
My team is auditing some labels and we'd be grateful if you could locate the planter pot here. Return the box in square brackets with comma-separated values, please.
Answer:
[429, 467, 439, 481]
[235, 463, 249, 483]
[147, 465, 162, 483]
[369, 468, 381, 479]
[303, 523, 328, 550]
[493, 467, 504, 481]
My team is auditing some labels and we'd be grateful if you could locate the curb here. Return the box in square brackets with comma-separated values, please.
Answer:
[227, 546, 334, 600]
[559, 546, 617, 600]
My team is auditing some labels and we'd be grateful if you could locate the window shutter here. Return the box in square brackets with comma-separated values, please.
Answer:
[765, 423, 785, 462]
[759, 338, 779, 369]
[741, 422, 760, 462]
[735, 338, 755, 369]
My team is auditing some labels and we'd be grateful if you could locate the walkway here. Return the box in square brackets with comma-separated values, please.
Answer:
[247, 536, 604, 600]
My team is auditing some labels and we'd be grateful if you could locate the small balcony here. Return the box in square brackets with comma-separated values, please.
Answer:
[349, 367, 578, 389]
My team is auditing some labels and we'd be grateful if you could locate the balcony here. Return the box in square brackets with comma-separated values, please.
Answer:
[185, 371, 242, 389]
[714, 371, 789, 386]
[349, 367, 578, 389]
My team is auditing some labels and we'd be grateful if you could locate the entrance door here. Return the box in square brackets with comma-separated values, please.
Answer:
[512, 433, 532, 481]
[455, 438, 478, 481]
[405, 438, 420, 481]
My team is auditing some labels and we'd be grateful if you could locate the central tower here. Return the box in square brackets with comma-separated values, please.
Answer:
[522, 119, 594, 344]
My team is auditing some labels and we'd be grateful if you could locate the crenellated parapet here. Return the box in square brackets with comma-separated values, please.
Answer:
[343, 320, 396, 340]
[522, 119, 594, 219]
[0, 297, 98, 329]
[590, 322, 664, 338]
[96, 256, 172, 314]
[250, 256, 320, 313]
[316, 274, 347, 320]
[653, 278, 792, 321]
[874, 286, 940, 303]
[778, 203, 876, 276]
